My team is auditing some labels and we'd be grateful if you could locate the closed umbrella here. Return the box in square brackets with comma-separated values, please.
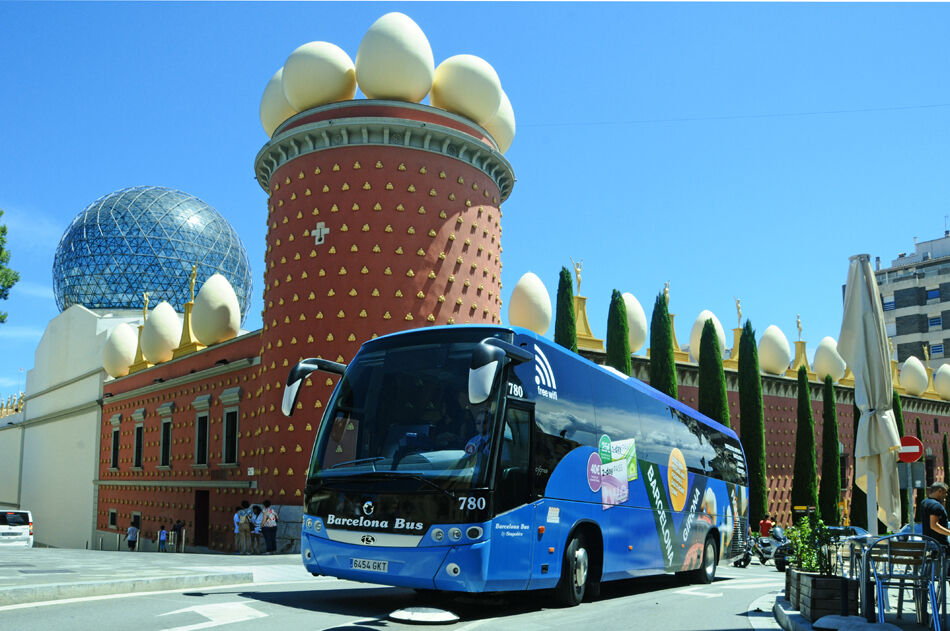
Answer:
[838, 254, 901, 534]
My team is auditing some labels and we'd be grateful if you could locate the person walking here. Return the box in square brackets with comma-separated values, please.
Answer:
[171, 520, 184, 552]
[158, 525, 168, 552]
[126, 523, 139, 551]
[262, 500, 278, 554]
[759, 514, 774, 537]
[251, 505, 264, 554]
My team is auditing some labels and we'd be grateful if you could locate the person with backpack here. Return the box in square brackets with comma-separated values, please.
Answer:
[158, 525, 168, 552]
[262, 500, 278, 554]
[234, 500, 251, 554]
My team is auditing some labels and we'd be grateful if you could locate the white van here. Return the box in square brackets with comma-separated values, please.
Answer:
[0, 510, 33, 548]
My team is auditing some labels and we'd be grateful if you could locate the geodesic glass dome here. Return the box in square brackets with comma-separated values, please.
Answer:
[53, 186, 253, 323]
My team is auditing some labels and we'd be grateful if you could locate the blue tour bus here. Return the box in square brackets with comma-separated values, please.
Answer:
[281, 325, 749, 605]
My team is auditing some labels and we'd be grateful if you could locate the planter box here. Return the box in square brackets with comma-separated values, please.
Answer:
[787, 569, 806, 610]
[799, 574, 859, 622]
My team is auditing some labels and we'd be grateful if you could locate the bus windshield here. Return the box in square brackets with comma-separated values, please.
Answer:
[309, 337, 501, 489]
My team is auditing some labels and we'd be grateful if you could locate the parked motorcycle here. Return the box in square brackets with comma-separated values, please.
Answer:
[733, 536, 752, 568]
[756, 526, 789, 570]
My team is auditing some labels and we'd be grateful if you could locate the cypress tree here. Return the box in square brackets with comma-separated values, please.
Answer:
[893, 392, 909, 525]
[791, 366, 819, 510]
[739, 320, 768, 527]
[850, 400, 868, 529]
[605, 289, 631, 376]
[698, 319, 729, 427]
[648, 291, 677, 399]
[554, 267, 577, 353]
[818, 376, 841, 526]
[943, 433, 949, 483]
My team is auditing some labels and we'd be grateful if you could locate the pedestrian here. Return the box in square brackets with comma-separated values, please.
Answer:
[758, 513, 774, 537]
[126, 523, 139, 551]
[233, 505, 244, 554]
[251, 505, 264, 554]
[921, 481, 950, 549]
[171, 520, 184, 552]
[158, 525, 167, 552]
[237, 500, 252, 554]
[262, 500, 278, 555]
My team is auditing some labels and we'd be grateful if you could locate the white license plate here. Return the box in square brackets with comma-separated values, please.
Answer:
[351, 558, 388, 572]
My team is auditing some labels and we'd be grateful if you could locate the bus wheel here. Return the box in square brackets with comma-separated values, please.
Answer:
[691, 537, 717, 584]
[554, 534, 589, 607]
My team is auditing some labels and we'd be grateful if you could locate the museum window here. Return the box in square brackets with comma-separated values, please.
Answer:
[109, 509, 117, 529]
[219, 387, 241, 466]
[932, 343, 945, 357]
[929, 316, 943, 329]
[110, 427, 120, 469]
[157, 402, 174, 469]
[133, 424, 144, 469]
[192, 395, 211, 468]
[195, 414, 209, 466]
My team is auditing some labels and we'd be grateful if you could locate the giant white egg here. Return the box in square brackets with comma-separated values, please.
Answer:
[141, 301, 181, 364]
[103, 322, 138, 378]
[813, 336, 846, 382]
[260, 67, 298, 137]
[934, 365, 950, 400]
[430, 54, 502, 125]
[355, 12, 434, 102]
[282, 41, 357, 112]
[758, 325, 791, 375]
[688, 310, 726, 364]
[483, 89, 515, 153]
[508, 272, 551, 335]
[192, 274, 241, 346]
[622, 292, 647, 353]
[900, 356, 929, 396]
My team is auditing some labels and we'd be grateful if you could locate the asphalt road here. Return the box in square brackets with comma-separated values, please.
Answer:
[2, 559, 785, 631]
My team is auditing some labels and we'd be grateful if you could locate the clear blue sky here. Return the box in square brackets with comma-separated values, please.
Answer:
[1, 2, 948, 395]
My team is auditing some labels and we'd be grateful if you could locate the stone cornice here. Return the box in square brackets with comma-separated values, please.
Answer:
[254, 113, 516, 202]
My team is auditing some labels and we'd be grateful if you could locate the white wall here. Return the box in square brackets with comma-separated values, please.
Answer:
[0, 423, 23, 507]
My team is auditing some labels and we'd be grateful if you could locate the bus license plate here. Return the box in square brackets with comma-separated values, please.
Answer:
[351, 558, 388, 572]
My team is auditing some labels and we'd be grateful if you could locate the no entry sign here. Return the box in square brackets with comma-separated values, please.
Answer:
[899, 435, 924, 463]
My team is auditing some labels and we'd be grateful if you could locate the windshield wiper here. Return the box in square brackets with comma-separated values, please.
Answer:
[329, 456, 385, 470]
[337, 471, 457, 500]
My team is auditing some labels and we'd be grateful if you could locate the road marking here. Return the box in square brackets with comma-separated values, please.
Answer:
[159, 601, 267, 630]
[673, 586, 723, 598]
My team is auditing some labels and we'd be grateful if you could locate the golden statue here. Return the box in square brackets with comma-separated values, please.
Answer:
[569, 257, 582, 295]
[143, 292, 150, 321]
[796, 314, 802, 341]
[924, 343, 930, 365]
[664, 281, 670, 305]
[189, 264, 197, 303]
[735, 297, 741, 328]
[888, 338, 895, 360]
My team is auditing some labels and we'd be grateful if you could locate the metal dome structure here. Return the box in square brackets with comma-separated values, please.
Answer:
[53, 186, 253, 322]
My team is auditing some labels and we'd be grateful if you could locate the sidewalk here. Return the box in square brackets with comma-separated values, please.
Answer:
[0, 547, 312, 606]
[772, 591, 935, 631]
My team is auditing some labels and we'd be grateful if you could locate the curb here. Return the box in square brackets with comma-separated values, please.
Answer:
[0, 571, 255, 606]
[773, 594, 813, 631]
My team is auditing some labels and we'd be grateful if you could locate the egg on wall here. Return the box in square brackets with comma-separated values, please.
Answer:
[192, 274, 241, 346]
[282, 41, 357, 112]
[355, 12, 434, 102]
[813, 336, 847, 382]
[622, 292, 647, 353]
[934, 365, 950, 400]
[508, 272, 551, 335]
[260, 67, 298, 137]
[430, 54, 502, 125]
[758, 325, 791, 375]
[688, 310, 726, 363]
[141, 301, 181, 364]
[483, 89, 515, 153]
[103, 322, 138, 378]
[900, 356, 929, 396]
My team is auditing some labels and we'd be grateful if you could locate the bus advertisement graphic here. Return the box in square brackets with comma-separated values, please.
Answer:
[588, 435, 638, 509]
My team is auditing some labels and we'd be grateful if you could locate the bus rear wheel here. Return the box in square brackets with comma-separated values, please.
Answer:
[554, 534, 589, 607]
[691, 537, 717, 584]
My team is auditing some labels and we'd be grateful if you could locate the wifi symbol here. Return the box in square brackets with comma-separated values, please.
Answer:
[534, 345, 556, 390]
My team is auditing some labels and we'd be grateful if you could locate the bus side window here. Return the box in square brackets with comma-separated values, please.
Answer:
[496, 404, 532, 513]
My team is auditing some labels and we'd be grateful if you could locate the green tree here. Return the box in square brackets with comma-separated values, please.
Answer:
[605, 289, 631, 376]
[818, 376, 841, 526]
[893, 392, 909, 525]
[739, 320, 768, 526]
[648, 291, 677, 399]
[943, 433, 949, 483]
[0, 210, 18, 323]
[554, 267, 577, 353]
[698, 319, 729, 427]
[850, 401, 867, 529]
[791, 366, 819, 510]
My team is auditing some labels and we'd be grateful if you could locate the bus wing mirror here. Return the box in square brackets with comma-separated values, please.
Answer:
[282, 358, 346, 417]
[469, 338, 534, 404]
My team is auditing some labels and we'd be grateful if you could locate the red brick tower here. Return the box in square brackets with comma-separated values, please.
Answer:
[250, 100, 515, 499]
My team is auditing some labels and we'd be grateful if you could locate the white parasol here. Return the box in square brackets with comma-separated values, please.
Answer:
[838, 254, 901, 534]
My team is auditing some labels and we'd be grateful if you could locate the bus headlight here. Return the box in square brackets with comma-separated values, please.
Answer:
[431, 528, 444, 542]
[305, 518, 313, 529]
[466, 526, 483, 540]
[449, 528, 462, 542]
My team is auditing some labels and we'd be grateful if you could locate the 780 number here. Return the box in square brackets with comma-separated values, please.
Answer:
[458, 496, 486, 511]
